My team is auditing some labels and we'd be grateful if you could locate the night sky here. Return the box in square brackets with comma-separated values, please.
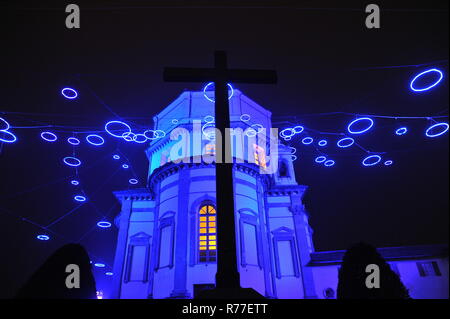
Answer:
[1, 1, 448, 298]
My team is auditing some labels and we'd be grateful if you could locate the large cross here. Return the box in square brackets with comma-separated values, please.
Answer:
[164, 51, 277, 292]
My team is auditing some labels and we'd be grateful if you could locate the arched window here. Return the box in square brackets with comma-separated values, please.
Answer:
[198, 204, 217, 263]
[279, 160, 289, 177]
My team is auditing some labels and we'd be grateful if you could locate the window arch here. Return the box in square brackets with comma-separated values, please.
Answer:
[198, 203, 217, 263]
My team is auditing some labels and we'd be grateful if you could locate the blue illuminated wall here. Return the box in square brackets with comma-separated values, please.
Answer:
[110, 90, 448, 299]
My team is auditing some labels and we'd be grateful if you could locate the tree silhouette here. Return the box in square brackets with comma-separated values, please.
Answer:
[337, 242, 410, 299]
[16, 243, 96, 299]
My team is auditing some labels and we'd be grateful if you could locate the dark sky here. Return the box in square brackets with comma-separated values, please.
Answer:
[0, 1, 448, 298]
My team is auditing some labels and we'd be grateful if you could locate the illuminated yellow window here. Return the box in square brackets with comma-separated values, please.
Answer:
[253, 144, 267, 168]
[198, 203, 217, 263]
[205, 143, 216, 155]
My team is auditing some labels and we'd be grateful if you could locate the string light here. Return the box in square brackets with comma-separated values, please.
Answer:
[409, 68, 444, 92]
[63, 156, 82, 167]
[324, 160, 335, 167]
[40, 131, 58, 142]
[67, 137, 80, 145]
[395, 127, 408, 136]
[425, 122, 449, 138]
[113, 154, 120, 160]
[318, 139, 327, 146]
[347, 117, 374, 134]
[362, 155, 382, 166]
[128, 178, 138, 184]
[105, 120, 131, 138]
[74, 195, 87, 202]
[0, 117, 11, 131]
[61, 87, 78, 99]
[315, 156, 327, 163]
[122, 164, 129, 169]
[0, 130, 17, 143]
[97, 221, 112, 228]
[70, 180, 79, 186]
[36, 234, 50, 241]
[301, 137, 314, 145]
[337, 137, 355, 148]
[203, 82, 234, 102]
[86, 134, 105, 146]
[384, 160, 393, 166]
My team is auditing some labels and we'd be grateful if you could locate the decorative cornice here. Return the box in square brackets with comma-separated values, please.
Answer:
[147, 156, 272, 193]
[266, 184, 308, 197]
[113, 188, 153, 201]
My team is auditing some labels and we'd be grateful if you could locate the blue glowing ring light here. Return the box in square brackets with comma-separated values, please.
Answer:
[347, 118, 374, 134]
[337, 137, 355, 148]
[280, 128, 295, 138]
[293, 126, 304, 134]
[86, 134, 104, 146]
[105, 272, 113, 276]
[74, 195, 87, 202]
[318, 139, 327, 146]
[410, 68, 444, 92]
[204, 115, 215, 123]
[132, 134, 148, 144]
[97, 221, 112, 228]
[37, 234, 50, 241]
[154, 130, 166, 138]
[94, 263, 106, 268]
[240, 114, 251, 122]
[143, 130, 157, 140]
[284, 136, 292, 141]
[425, 122, 449, 138]
[395, 127, 408, 136]
[291, 155, 297, 161]
[71, 180, 79, 185]
[315, 156, 327, 163]
[288, 146, 297, 154]
[0, 130, 17, 143]
[61, 87, 78, 99]
[122, 132, 136, 142]
[113, 154, 120, 160]
[67, 137, 80, 145]
[384, 160, 393, 166]
[41, 131, 58, 142]
[251, 124, 264, 134]
[324, 160, 335, 167]
[245, 128, 257, 138]
[63, 156, 81, 167]
[122, 164, 129, 169]
[302, 137, 314, 145]
[362, 155, 382, 166]
[129, 178, 138, 184]
[105, 120, 132, 138]
[171, 119, 179, 124]
[203, 82, 234, 102]
[0, 117, 10, 131]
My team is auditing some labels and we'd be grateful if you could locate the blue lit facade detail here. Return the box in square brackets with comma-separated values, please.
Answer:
[109, 90, 449, 299]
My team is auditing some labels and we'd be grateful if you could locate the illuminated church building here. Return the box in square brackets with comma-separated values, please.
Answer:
[111, 90, 448, 299]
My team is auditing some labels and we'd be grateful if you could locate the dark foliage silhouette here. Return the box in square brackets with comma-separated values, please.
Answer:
[337, 242, 410, 299]
[15, 243, 96, 299]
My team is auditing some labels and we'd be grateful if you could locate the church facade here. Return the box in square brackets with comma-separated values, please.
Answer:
[110, 90, 448, 299]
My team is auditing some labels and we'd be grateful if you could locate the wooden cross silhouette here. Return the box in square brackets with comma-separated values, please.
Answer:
[164, 51, 277, 291]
